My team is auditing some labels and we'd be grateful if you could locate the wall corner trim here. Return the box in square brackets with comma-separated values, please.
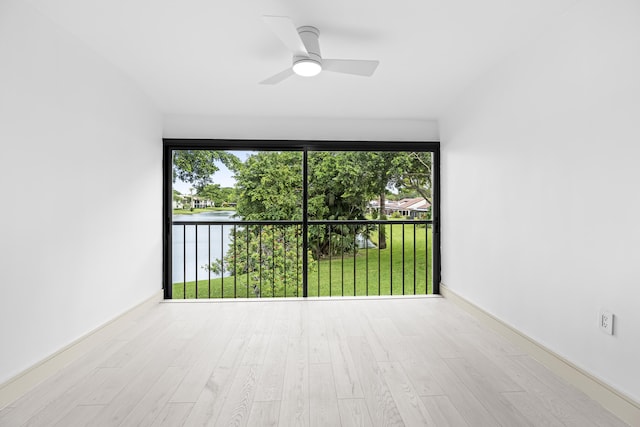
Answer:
[0, 290, 163, 409]
[440, 284, 640, 426]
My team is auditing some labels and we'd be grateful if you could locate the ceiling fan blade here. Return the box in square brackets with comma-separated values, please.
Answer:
[262, 16, 308, 57]
[323, 59, 380, 77]
[259, 68, 295, 85]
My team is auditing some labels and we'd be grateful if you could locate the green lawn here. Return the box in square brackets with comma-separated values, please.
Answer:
[172, 223, 433, 299]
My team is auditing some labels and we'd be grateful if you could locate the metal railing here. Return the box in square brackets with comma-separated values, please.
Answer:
[170, 219, 433, 299]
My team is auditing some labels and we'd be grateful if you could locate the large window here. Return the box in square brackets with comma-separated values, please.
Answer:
[163, 140, 440, 299]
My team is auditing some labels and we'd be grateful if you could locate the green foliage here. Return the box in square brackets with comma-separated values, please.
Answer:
[399, 152, 432, 203]
[172, 150, 240, 191]
[203, 225, 316, 297]
[307, 152, 373, 220]
[196, 184, 221, 205]
[218, 187, 237, 205]
[390, 211, 404, 219]
[235, 152, 303, 220]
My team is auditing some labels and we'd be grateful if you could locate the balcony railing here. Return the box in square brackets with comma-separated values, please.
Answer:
[170, 219, 433, 299]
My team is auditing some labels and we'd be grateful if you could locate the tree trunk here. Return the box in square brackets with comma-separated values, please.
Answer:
[378, 192, 387, 249]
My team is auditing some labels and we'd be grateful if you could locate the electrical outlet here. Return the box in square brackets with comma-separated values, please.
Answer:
[599, 311, 614, 335]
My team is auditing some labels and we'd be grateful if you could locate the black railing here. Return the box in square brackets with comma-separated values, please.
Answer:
[170, 219, 433, 299]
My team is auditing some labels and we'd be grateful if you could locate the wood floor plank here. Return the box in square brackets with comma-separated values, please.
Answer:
[212, 364, 260, 427]
[75, 367, 123, 406]
[241, 333, 270, 366]
[490, 354, 599, 427]
[0, 408, 13, 422]
[501, 391, 566, 426]
[52, 404, 104, 427]
[285, 301, 308, 339]
[399, 351, 445, 397]
[420, 395, 469, 427]
[389, 302, 428, 337]
[80, 318, 190, 406]
[21, 367, 114, 426]
[80, 322, 189, 408]
[337, 399, 374, 427]
[449, 343, 523, 393]
[383, 327, 445, 397]
[246, 400, 280, 427]
[378, 361, 436, 425]
[427, 327, 468, 359]
[181, 337, 250, 425]
[511, 355, 628, 427]
[168, 324, 235, 403]
[118, 366, 187, 427]
[326, 317, 364, 399]
[340, 303, 366, 338]
[279, 336, 310, 426]
[149, 402, 193, 427]
[418, 352, 499, 427]
[368, 317, 415, 362]
[87, 338, 189, 426]
[444, 357, 533, 426]
[348, 337, 405, 426]
[308, 307, 331, 364]
[167, 307, 226, 368]
[2, 336, 131, 425]
[458, 328, 526, 357]
[98, 308, 176, 368]
[254, 335, 289, 402]
[359, 313, 393, 362]
[309, 363, 340, 427]
[253, 334, 288, 402]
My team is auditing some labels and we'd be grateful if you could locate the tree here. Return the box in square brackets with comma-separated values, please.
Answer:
[307, 152, 376, 256]
[398, 152, 432, 205]
[235, 152, 303, 220]
[205, 224, 312, 297]
[172, 189, 184, 208]
[204, 152, 308, 295]
[207, 151, 374, 291]
[172, 150, 240, 191]
[357, 152, 410, 248]
[196, 184, 221, 207]
[218, 187, 237, 206]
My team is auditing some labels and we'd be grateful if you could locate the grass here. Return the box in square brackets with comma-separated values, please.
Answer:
[172, 223, 433, 299]
[173, 207, 236, 215]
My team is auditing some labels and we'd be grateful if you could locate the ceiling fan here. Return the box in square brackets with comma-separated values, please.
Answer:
[260, 16, 380, 85]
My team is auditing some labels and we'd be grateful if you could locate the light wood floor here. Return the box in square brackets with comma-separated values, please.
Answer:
[0, 297, 628, 426]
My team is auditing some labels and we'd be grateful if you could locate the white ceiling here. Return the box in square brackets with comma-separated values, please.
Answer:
[27, 0, 575, 120]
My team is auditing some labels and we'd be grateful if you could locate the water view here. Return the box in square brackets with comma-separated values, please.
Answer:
[172, 210, 239, 283]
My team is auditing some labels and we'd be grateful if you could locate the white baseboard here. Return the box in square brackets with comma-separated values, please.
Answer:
[0, 290, 163, 409]
[440, 284, 640, 426]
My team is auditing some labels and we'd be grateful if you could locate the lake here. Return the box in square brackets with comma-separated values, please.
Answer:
[172, 210, 239, 283]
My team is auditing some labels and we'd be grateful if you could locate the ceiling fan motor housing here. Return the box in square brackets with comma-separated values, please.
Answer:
[293, 26, 321, 67]
[259, 16, 379, 84]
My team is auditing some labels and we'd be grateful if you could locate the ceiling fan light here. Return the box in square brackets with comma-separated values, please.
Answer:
[293, 59, 322, 77]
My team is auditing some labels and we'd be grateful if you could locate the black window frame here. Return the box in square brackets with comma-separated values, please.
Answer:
[163, 139, 440, 299]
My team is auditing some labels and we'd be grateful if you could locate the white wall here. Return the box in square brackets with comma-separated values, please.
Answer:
[0, 1, 162, 383]
[440, 0, 640, 402]
[164, 115, 439, 141]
